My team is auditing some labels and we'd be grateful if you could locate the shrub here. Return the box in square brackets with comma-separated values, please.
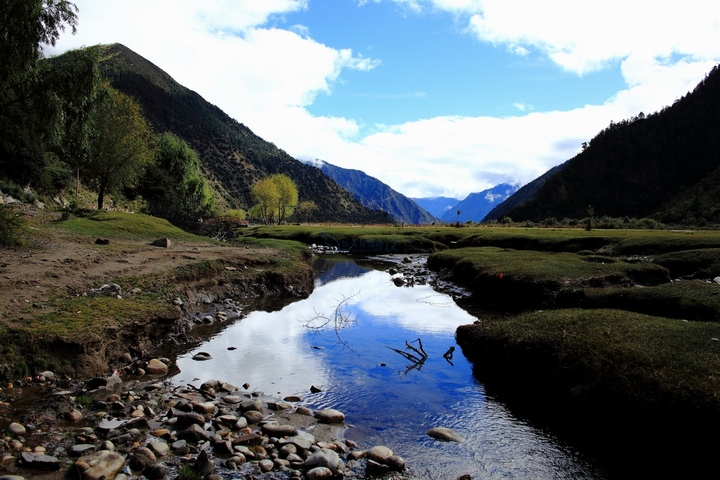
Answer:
[0, 205, 25, 246]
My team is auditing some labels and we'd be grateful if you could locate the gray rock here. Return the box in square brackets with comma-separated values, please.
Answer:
[314, 408, 345, 424]
[174, 412, 205, 428]
[387, 455, 407, 471]
[69, 444, 96, 457]
[193, 451, 213, 477]
[262, 422, 297, 437]
[366, 459, 390, 476]
[303, 448, 344, 475]
[128, 446, 156, 471]
[148, 441, 169, 457]
[146, 359, 168, 374]
[286, 431, 315, 450]
[259, 458, 275, 472]
[8, 423, 26, 436]
[19, 452, 60, 471]
[151, 238, 171, 248]
[0, 476, 26, 480]
[240, 398, 263, 413]
[178, 423, 209, 443]
[427, 426, 466, 442]
[75, 451, 126, 480]
[243, 410, 264, 424]
[306, 466, 334, 479]
[144, 463, 168, 479]
[366, 445, 394, 463]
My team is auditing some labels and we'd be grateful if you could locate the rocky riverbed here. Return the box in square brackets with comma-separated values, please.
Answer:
[0, 252, 472, 480]
[0, 370, 415, 480]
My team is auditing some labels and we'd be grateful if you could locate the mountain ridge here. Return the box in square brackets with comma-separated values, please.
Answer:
[497, 64, 720, 224]
[99, 43, 393, 224]
[307, 159, 438, 225]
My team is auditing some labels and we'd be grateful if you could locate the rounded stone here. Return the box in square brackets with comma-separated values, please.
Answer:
[366, 445, 394, 463]
[8, 423, 26, 436]
[427, 427, 466, 442]
[146, 359, 168, 374]
[314, 408, 344, 424]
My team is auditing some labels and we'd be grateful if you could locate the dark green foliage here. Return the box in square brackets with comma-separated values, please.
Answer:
[0, 205, 26, 246]
[0, 1, 82, 187]
[579, 281, 720, 322]
[99, 44, 392, 224]
[499, 65, 720, 224]
[652, 248, 720, 278]
[139, 133, 216, 226]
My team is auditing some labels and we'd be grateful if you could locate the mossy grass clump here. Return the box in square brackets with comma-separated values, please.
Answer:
[652, 248, 720, 278]
[428, 247, 669, 310]
[578, 280, 720, 322]
[53, 210, 207, 242]
[457, 308, 720, 413]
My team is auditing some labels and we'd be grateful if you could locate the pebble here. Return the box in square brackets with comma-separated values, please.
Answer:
[8, 423, 25, 436]
[427, 426, 466, 442]
[0, 373, 410, 480]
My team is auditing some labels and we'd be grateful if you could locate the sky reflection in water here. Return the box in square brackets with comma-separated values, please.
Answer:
[172, 256, 607, 480]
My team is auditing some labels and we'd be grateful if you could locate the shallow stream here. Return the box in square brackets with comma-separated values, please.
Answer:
[169, 255, 610, 480]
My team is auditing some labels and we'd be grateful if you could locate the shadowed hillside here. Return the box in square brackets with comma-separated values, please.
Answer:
[309, 159, 437, 225]
[99, 44, 392, 224]
[499, 64, 720, 224]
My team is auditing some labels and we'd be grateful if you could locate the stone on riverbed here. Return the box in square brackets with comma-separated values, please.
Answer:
[8, 423, 26, 436]
[74, 451, 126, 480]
[427, 426, 465, 442]
[314, 408, 345, 424]
[19, 453, 60, 471]
[304, 448, 344, 475]
[146, 359, 168, 374]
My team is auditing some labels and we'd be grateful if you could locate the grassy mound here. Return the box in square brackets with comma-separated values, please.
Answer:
[428, 247, 669, 310]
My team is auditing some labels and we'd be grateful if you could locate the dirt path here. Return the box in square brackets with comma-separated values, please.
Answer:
[0, 230, 270, 322]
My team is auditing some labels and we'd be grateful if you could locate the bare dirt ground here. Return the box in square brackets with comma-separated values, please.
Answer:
[0, 210, 273, 323]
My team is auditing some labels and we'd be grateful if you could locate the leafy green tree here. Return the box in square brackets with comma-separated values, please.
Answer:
[0, 0, 80, 185]
[250, 174, 299, 225]
[85, 85, 154, 210]
[140, 133, 216, 225]
[273, 173, 299, 224]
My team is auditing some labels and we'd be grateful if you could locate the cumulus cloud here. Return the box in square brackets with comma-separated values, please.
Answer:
[48, 0, 720, 199]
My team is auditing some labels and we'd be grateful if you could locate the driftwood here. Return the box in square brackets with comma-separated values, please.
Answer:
[387, 338, 429, 374]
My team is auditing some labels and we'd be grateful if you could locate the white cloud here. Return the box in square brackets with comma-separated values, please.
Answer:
[48, 0, 720, 200]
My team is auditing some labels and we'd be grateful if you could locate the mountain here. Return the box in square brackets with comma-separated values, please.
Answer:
[498, 64, 720, 224]
[483, 165, 566, 221]
[438, 184, 519, 223]
[308, 159, 438, 225]
[411, 196, 460, 219]
[99, 44, 392, 224]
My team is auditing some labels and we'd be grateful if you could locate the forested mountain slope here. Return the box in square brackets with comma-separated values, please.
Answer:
[500, 64, 720, 224]
[100, 44, 392, 224]
[309, 159, 437, 224]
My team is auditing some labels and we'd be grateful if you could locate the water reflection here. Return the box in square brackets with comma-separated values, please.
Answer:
[171, 255, 607, 480]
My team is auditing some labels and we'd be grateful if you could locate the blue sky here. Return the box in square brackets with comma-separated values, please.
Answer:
[50, 0, 720, 200]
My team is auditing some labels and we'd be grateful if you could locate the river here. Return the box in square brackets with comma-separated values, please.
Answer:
[170, 254, 610, 480]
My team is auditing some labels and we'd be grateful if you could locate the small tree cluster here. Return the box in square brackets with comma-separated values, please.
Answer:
[249, 174, 298, 225]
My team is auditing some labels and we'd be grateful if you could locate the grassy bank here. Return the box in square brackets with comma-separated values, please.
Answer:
[0, 209, 313, 381]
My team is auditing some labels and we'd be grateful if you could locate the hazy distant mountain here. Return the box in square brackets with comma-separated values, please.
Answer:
[497, 64, 720, 224]
[99, 43, 392, 224]
[411, 197, 460, 219]
[437, 184, 518, 223]
[307, 159, 437, 225]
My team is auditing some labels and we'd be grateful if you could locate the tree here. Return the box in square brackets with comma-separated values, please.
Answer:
[140, 133, 216, 225]
[250, 174, 299, 225]
[297, 200, 318, 224]
[85, 85, 154, 210]
[0, 0, 80, 185]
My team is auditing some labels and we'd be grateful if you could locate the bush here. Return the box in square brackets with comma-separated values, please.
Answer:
[0, 205, 25, 246]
